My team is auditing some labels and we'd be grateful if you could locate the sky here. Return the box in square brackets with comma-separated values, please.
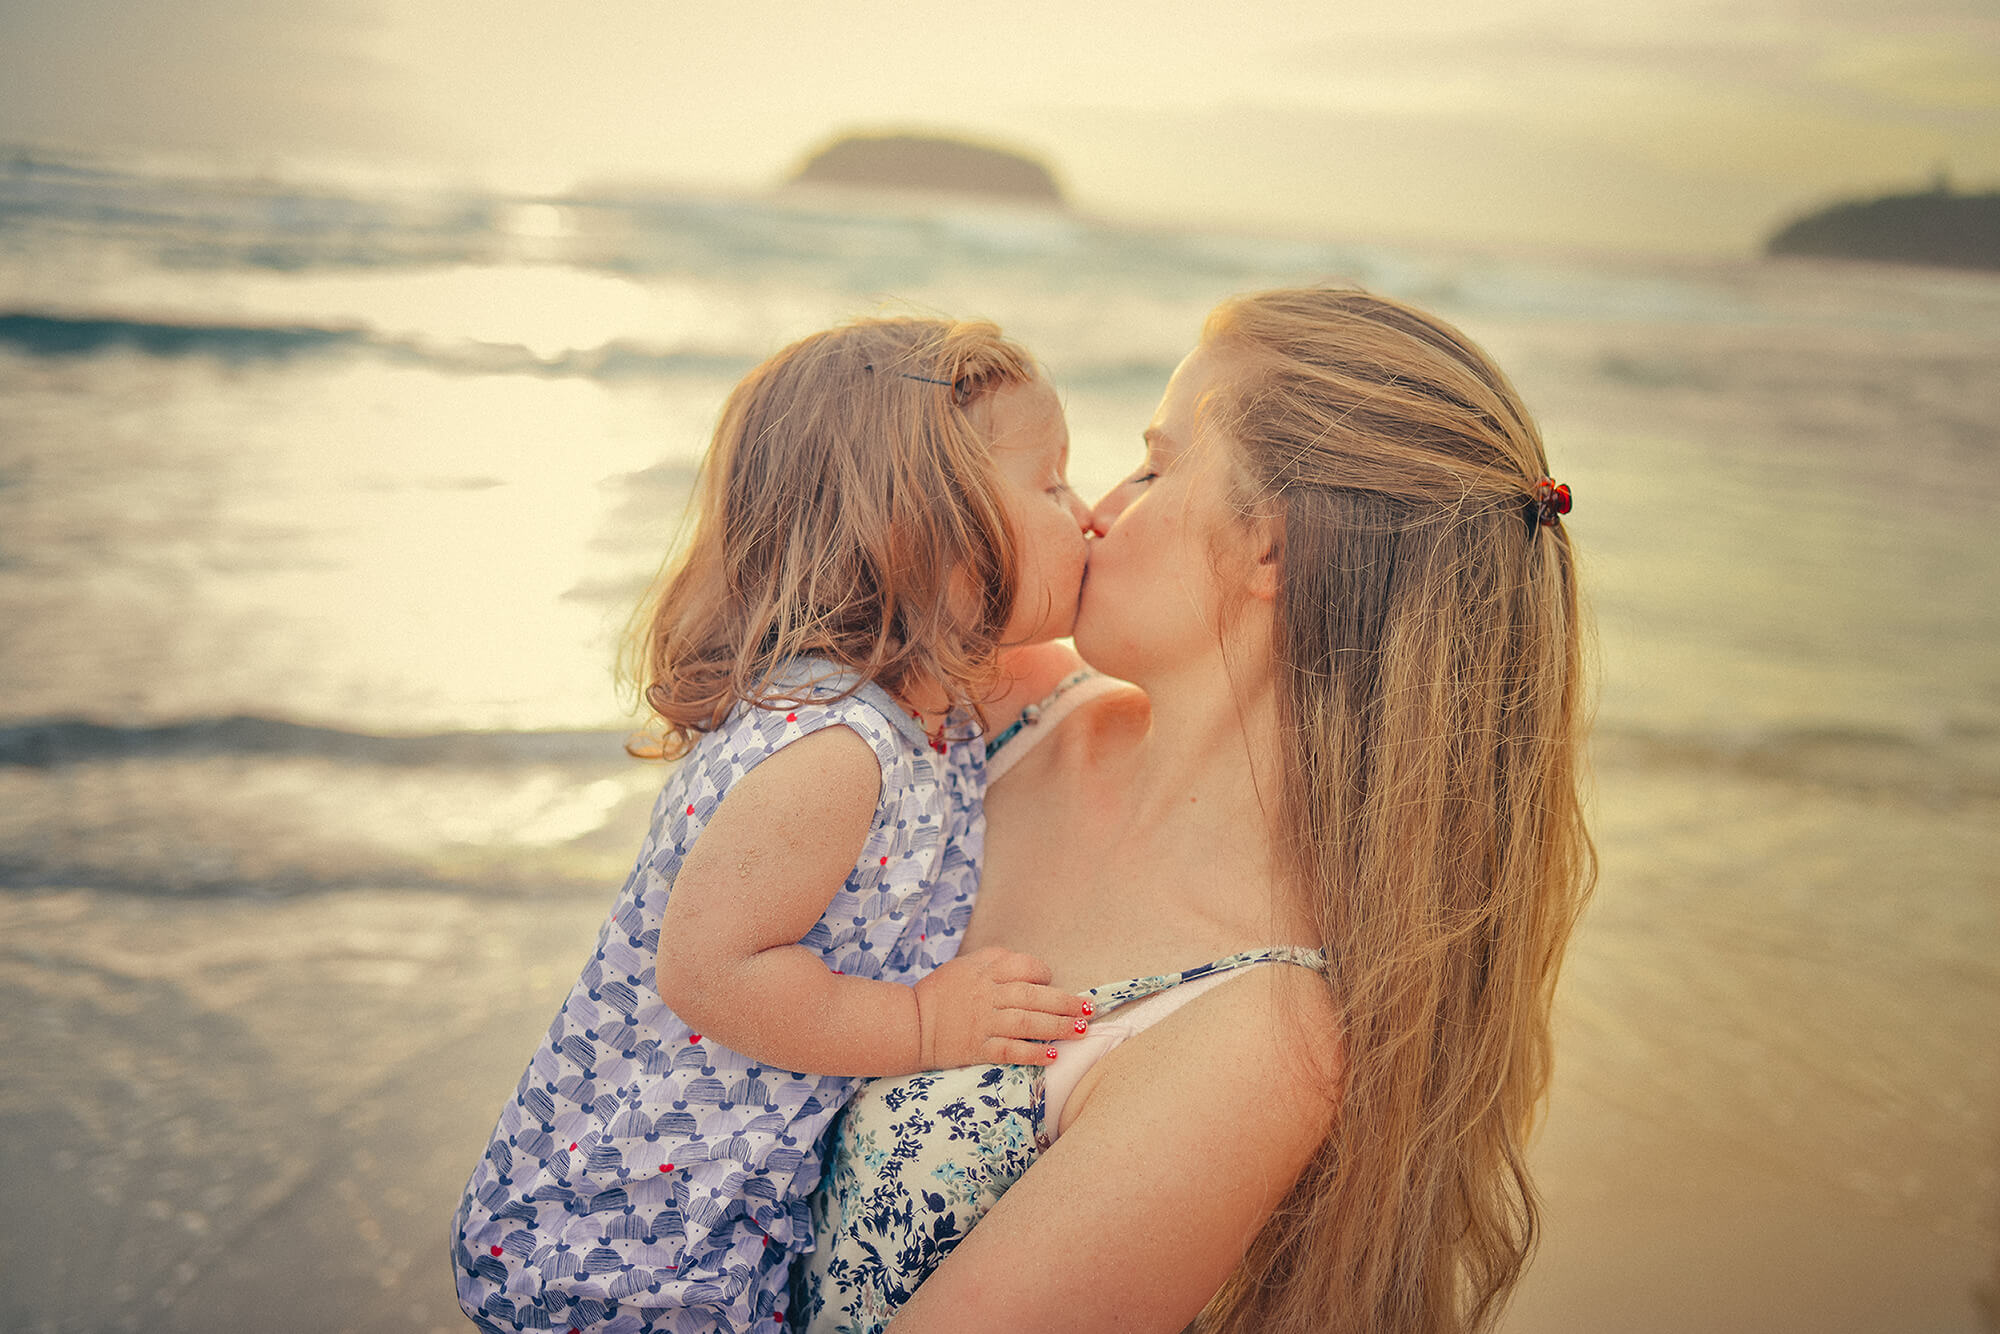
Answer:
[2, 0, 1997, 255]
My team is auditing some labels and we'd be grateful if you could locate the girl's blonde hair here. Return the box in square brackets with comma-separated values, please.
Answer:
[626, 317, 1036, 759]
[1198, 288, 1596, 1334]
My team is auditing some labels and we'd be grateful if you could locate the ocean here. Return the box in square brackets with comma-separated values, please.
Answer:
[1, 151, 1995, 1333]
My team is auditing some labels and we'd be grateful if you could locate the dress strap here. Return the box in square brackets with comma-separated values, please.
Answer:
[1034, 945, 1329, 1148]
[985, 668, 1094, 756]
[985, 670, 1126, 782]
[1085, 944, 1326, 1016]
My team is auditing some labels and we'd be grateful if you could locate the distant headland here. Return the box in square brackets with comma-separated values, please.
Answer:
[1766, 180, 2000, 272]
[786, 133, 1066, 208]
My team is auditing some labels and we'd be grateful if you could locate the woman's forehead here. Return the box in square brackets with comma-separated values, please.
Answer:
[1160, 342, 1238, 415]
[1151, 348, 1248, 459]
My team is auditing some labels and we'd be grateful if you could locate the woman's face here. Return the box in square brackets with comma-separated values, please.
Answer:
[982, 374, 1093, 644]
[1076, 342, 1261, 679]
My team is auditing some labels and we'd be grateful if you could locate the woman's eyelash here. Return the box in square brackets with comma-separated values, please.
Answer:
[1132, 470, 1159, 484]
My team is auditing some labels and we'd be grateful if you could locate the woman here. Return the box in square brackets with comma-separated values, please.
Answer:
[796, 287, 1595, 1334]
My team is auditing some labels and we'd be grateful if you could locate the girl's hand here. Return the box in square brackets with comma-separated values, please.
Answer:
[912, 947, 1092, 1068]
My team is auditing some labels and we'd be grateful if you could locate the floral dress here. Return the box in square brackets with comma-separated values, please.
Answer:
[453, 661, 983, 1334]
[791, 946, 1327, 1333]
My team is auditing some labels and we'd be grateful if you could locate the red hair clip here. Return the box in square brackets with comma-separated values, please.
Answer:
[1530, 477, 1572, 528]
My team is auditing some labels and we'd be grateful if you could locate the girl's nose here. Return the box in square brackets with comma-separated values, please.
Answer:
[1087, 487, 1127, 538]
[1064, 487, 1092, 533]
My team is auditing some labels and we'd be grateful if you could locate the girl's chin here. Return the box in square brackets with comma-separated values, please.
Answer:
[1003, 612, 1079, 650]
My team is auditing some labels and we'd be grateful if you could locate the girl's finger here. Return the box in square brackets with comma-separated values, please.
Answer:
[994, 980, 1044, 1011]
[1021, 985, 1092, 1017]
[994, 1008, 1088, 1042]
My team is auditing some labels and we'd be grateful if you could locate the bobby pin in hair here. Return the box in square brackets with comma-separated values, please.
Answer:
[859, 362, 955, 388]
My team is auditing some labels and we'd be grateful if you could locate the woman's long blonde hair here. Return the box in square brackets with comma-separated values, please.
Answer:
[626, 317, 1035, 759]
[1200, 288, 1596, 1333]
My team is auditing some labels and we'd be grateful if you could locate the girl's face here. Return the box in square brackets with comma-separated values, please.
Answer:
[1076, 343, 1264, 679]
[981, 374, 1092, 644]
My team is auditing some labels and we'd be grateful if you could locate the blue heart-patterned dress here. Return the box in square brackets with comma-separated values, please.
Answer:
[452, 662, 983, 1334]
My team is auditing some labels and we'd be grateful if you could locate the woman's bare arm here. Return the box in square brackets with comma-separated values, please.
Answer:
[885, 964, 1340, 1332]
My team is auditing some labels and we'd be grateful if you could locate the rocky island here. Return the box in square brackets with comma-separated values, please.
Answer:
[1766, 181, 2000, 271]
[786, 133, 1066, 208]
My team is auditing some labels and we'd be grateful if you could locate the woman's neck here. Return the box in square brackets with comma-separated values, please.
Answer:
[969, 644, 1315, 985]
[1099, 651, 1287, 872]
[1062, 651, 1314, 963]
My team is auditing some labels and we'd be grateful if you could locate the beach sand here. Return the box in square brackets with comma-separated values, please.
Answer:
[2, 743, 1995, 1334]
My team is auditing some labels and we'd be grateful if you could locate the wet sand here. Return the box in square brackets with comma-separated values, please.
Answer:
[1512, 739, 1999, 1334]
[0, 887, 596, 1334]
[2, 742, 1995, 1334]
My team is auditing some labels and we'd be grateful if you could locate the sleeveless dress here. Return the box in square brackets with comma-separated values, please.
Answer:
[452, 661, 984, 1334]
[791, 947, 1327, 1333]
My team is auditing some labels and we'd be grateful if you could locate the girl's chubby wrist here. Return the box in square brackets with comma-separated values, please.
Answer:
[909, 968, 952, 1071]
[886, 973, 929, 1078]
[660, 936, 935, 1079]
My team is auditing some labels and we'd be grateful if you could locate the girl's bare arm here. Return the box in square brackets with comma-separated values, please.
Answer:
[653, 724, 1086, 1076]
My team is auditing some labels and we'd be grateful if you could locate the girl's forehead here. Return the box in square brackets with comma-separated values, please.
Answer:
[982, 375, 1067, 454]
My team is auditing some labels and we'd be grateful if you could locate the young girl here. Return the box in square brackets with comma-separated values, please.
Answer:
[452, 317, 1095, 1334]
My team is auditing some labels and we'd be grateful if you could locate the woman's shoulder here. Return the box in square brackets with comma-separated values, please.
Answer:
[1033, 674, 1146, 764]
[987, 670, 1144, 788]
[1113, 956, 1336, 1095]
[1057, 957, 1340, 1186]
